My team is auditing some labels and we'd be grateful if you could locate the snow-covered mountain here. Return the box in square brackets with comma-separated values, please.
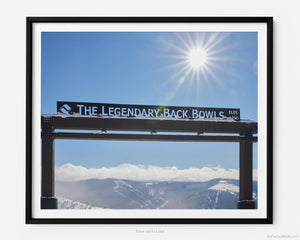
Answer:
[56, 178, 257, 209]
[57, 197, 102, 209]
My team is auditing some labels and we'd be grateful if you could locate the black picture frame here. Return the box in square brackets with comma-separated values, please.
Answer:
[26, 16, 273, 224]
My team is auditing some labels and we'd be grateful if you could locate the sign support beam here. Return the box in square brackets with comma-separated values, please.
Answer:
[237, 123, 255, 209]
[51, 132, 257, 142]
[41, 117, 57, 209]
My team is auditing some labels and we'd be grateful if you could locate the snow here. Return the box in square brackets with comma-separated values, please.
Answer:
[209, 180, 239, 194]
[57, 197, 102, 209]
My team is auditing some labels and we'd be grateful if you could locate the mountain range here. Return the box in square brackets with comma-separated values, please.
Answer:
[56, 178, 257, 209]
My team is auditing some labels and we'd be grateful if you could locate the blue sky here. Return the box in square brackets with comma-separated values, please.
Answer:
[42, 31, 258, 170]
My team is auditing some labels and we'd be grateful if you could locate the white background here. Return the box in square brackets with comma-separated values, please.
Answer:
[0, 0, 299, 239]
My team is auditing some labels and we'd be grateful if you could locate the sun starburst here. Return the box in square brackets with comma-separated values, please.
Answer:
[187, 47, 208, 68]
[157, 32, 235, 104]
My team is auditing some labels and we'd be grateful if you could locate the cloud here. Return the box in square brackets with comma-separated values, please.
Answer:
[56, 163, 258, 182]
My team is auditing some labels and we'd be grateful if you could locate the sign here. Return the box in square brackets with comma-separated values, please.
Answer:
[57, 101, 240, 121]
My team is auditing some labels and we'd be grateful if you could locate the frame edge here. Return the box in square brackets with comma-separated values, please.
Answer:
[25, 16, 273, 224]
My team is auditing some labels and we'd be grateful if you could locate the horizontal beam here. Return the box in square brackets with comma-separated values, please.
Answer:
[51, 132, 258, 142]
[42, 115, 258, 134]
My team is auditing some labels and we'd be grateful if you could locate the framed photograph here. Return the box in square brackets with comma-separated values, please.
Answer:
[26, 17, 273, 224]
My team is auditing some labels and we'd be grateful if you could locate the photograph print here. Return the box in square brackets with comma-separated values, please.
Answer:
[26, 17, 272, 224]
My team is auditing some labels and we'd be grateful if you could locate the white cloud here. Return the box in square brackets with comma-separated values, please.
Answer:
[56, 163, 258, 182]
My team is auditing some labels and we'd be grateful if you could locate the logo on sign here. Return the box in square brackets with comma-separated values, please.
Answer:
[58, 104, 73, 114]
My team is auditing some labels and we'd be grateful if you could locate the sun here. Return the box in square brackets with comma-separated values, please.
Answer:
[187, 47, 208, 68]
[156, 32, 234, 104]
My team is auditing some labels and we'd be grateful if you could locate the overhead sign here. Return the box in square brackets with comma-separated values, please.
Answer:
[57, 101, 240, 121]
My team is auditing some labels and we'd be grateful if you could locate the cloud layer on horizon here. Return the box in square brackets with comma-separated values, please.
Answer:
[56, 163, 258, 182]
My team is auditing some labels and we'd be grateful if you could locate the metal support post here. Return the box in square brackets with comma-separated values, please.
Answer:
[237, 123, 256, 209]
[41, 116, 57, 209]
